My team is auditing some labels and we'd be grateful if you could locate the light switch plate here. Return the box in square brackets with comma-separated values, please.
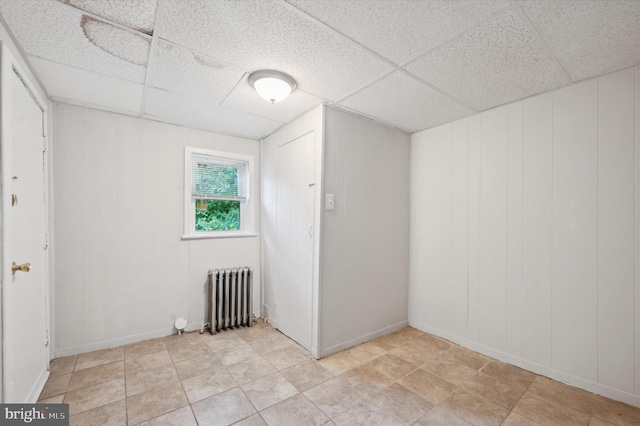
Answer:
[325, 194, 335, 210]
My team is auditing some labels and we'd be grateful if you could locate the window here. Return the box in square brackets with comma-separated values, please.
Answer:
[184, 147, 255, 239]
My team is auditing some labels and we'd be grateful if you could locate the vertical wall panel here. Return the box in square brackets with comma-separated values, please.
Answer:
[479, 120, 508, 351]
[450, 119, 469, 337]
[55, 105, 84, 349]
[635, 66, 640, 395]
[440, 124, 453, 332]
[424, 127, 443, 328]
[467, 115, 481, 341]
[597, 68, 635, 393]
[522, 93, 553, 367]
[552, 80, 598, 381]
[506, 102, 523, 357]
[82, 108, 118, 344]
[114, 115, 142, 337]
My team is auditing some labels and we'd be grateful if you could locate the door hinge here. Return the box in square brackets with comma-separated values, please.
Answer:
[44, 232, 49, 250]
[42, 136, 47, 153]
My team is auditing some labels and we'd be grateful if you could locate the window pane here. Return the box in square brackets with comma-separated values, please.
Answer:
[195, 199, 241, 231]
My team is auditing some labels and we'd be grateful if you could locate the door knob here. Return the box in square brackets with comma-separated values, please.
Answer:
[12, 262, 31, 275]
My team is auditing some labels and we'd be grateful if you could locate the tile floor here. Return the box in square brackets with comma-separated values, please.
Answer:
[39, 320, 640, 426]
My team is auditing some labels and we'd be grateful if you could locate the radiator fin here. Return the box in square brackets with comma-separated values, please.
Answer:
[207, 268, 253, 334]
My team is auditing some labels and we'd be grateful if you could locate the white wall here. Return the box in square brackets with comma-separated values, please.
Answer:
[261, 105, 324, 357]
[410, 66, 640, 407]
[320, 107, 410, 356]
[54, 104, 261, 357]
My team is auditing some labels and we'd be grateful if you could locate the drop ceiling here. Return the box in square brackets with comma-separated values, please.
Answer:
[1, 0, 639, 140]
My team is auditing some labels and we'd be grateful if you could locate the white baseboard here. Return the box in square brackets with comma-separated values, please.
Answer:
[24, 367, 49, 403]
[318, 320, 408, 359]
[54, 314, 260, 358]
[410, 320, 640, 408]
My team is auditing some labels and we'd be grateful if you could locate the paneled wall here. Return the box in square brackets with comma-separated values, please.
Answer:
[54, 104, 261, 356]
[321, 107, 410, 356]
[410, 67, 640, 406]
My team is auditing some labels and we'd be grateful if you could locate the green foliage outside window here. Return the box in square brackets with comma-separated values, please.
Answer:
[195, 199, 241, 231]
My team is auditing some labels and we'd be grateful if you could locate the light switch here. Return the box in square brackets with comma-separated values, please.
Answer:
[325, 194, 335, 210]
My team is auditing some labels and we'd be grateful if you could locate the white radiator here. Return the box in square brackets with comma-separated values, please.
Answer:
[206, 268, 253, 334]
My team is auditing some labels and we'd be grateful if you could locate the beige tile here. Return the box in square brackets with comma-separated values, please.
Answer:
[235, 325, 278, 343]
[527, 376, 596, 415]
[513, 389, 591, 426]
[69, 399, 126, 426]
[481, 360, 536, 386]
[345, 342, 387, 362]
[590, 417, 617, 426]
[174, 354, 223, 380]
[446, 346, 491, 370]
[124, 338, 167, 360]
[397, 367, 456, 404]
[205, 331, 246, 353]
[125, 350, 172, 372]
[125, 363, 180, 397]
[167, 341, 212, 363]
[75, 347, 124, 371]
[414, 333, 453, 351]
[281, 359, 333, 392]
[261, 394, 329, 426]
[415, 405, 472, 426]
[64, 379, 125, 416]
[501, 411, 543, 425]
[50, 355, 77, 376]
[340, 364, 393, 398]
[40, 373, 72, 399]
[389, 342, 440, 367]
[163, 331, 202, 348]
[137, 406, 197, 426]
[191, 387, 256, 426]
[462, 371, 531, 410]
[368, 382, 432, 424]
[126, 382, 188, 425]
[366, 353, 415, 380]
[439, 389, 510, 426]
[226, 356, 276, 385]
[249, 333, 296, 354]
[369, 332, 411, 351]
[395, 326, 427, 340]
[217, 342, 260, 367]
[68, 361, 125, 392]
[421, 350, 479, 386]
[318, 351, 363, 376]
[234, 414, 267, 426]
[38, 394, 66, 404]
[181, 369, 237, 403]
[304, 377, 365, 419]
[592, 396, 640, 426]
[333, 401, 404, 426]
[263, 344, 311, 370]
[241, 372, 299, 411]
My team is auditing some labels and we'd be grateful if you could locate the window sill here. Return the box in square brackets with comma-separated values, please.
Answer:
[181, 232, 258, 240]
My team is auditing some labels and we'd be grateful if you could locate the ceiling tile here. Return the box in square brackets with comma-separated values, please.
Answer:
[340, 71, 475, 132]
[286, 0, 509, 65]
[56, 0, 158, 34]
[222, 74, 323, 123]
[144, 88, 284, 140]
[148, 41, 245, 105]
[159, 0, 392, 101]
[517, 0, 640, 82]
[30, 56, 144, 114]
[0, 0, 149, 83]
[405, 10, 568, 111]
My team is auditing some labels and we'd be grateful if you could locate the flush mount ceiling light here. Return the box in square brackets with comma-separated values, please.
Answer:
[249, 70, 297, 104]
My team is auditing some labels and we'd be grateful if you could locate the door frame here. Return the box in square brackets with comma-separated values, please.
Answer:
[0, 41, 50, 402]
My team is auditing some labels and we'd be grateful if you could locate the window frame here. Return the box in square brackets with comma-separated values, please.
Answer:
[183, 146, 256, 239]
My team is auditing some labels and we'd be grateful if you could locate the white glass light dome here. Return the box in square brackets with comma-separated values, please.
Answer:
[249, 70, 297, 103]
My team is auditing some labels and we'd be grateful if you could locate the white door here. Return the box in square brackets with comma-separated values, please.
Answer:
[275, 133, 315, 349]
[1, 48, 49, 402]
